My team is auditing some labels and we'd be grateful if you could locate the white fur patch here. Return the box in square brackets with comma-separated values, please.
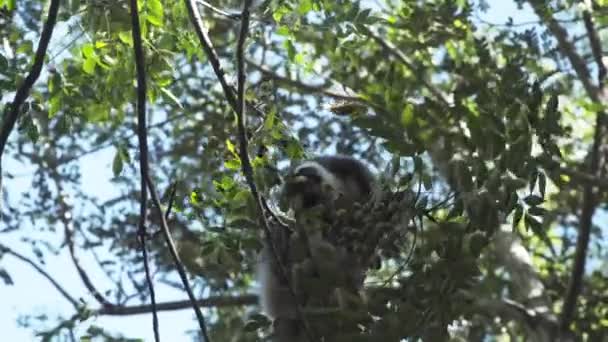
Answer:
[294, 161, 345, 198]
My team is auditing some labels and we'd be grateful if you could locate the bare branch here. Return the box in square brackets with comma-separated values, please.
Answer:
[98, 294, 258, 316]
[143, 168, 213, 341]
[0, 243, 79, 310]
[0, 0, 60, 198]
[49, 167, 114, 308]
[128, 0, 160, 340]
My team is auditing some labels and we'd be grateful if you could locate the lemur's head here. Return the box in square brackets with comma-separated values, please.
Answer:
[282, 155, 375, 210]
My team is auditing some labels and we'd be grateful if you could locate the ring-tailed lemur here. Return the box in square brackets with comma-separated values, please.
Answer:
[257, 155, 375, 332]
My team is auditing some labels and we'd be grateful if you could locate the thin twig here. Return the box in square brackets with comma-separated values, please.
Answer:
[362, 26, 451, 108]
[0, 243, 79, 309]
[382, 217, 418, 286]
[49, 165, 113, 307]
[26, 148, 112, 307]
[235, 2, 315, 341]
[97, 294, 258, 316]
[0, 0, 60, 198]
[128, 0, 160, 340]
[559, 0, 607, 331]
[144, 173, 213, 341]
[56, 112, 192, 167]
[248, 60, 363, 102]
[581, 1, 607, 85]
[165, 182, 178, 220]
[475, 15, 581, 28]
[196, 0, 241, 20]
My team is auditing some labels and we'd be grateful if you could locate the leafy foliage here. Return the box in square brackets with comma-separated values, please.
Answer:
[1, 0, 607, 341]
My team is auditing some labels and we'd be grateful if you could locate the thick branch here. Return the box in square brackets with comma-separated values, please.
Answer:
[0, 243, 79, 309]
[557, 165, 608, 188]
[98, 294, 258, 316]
[581, 2, 607, 84]
[129, 0, 160, 340]
[528, 2, 599, 100]
[560, 1, 607, 331]
[0, 0, 60, 192]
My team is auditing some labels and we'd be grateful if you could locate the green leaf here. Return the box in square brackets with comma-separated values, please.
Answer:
[512, 204, 523, 230]
[224, 158, 241, 170]
[160, 87, 183, 109]
[401, 103, 414, 126]
[529, 170, 538, 194]
[297, 0, 313, 15]
[70, 0, 81, 12]
[226, 139, 239, 158]
[0, 268, 13, 285]
[285, 39, 297, 61]
[49, 95, 61, 117]
[112, 149, 124, 177]
[527, 206, 547, 217]
[118, 31, 134, 46]
[523, 194, 543, 206]
[82, 58, 96, 74]
[27, 123, 39, 144]
[81, 43, 95, 59]
[146, 0, 164, 26]
[538, 172, 546, 199]
[524, 213, 543, 234]
[0, 0, 16, 10]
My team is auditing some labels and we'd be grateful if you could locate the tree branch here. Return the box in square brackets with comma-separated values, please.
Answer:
[128, 0, 160, 340]
[362, 26, 451, 108]
[184, 0, 239, 110]
[186, 0, 313, 338]
[97, 294, 258, 316]
[0, 0, 60, 199]
[196, 0, 241, 20]
[472, 296, 557, 342]
[0, 243, 79, 310]
[247, 60, 363, 102]
[131, 6, 213, 341]
[528, 2, 599, 101]
[47, 163, 114, 308]
[581, 1, 607, 84]
[559, 0, 607, 331]
[235, 3, 315, 341]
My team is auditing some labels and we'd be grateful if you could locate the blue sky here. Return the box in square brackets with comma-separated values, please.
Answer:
[0, 1, 596, 341]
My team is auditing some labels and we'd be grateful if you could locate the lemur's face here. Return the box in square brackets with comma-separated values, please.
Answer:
[283, 165, 326, 209]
